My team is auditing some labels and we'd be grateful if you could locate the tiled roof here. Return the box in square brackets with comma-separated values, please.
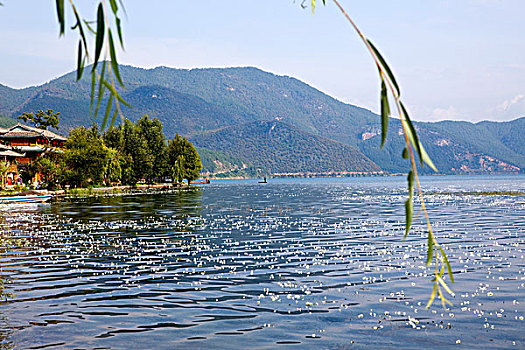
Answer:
[0, 123, 67, 141]
[0, 150, 25, 157]
[11, 145, 63, 153]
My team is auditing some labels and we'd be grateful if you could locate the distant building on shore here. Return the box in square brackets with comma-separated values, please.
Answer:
[0, 123, 67, 163]
[0, 123, 67, 186]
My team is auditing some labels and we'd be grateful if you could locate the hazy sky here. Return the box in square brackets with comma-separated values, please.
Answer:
[1, 0, 524, 122]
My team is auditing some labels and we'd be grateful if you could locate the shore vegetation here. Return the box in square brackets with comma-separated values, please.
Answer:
[19, 115, 202, 190]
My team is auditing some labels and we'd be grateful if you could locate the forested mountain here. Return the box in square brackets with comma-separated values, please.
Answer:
[191, 120, 381, 175]
[0, 65, 523, 175]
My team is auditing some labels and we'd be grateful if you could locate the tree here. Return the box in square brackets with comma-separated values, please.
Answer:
[0, 160, 10, 189]
[136, 115, 169, 183]
[182, 140, 203, 183]
[103, 125, 124, 149]
[167, 133, 202, 184]
[30, 155, 61, 189]
[103, 148, 122, 185]
[167, 133, 184, 183]
[120, 119, 153, 185]
[18, 109, 60, 130]
[61, 124, 111, 187]
[171, 155, 185, 184]
[102, 117, 170, 185]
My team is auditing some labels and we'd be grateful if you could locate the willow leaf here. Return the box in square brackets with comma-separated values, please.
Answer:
[419, 140, 438, 172]
[437, 286, 453, 308]
[108, 30, 124, 86]
[56, 0, 65, 36]
[71, 5, 88, 52]
[110, 108, 118, 128]
[426, 283, 437, 308]
[380, 79, 389, 149]
[438, 246, 454, 283]
[76, 41, 84, 81]
[89, 70, 96, 116]
[116, 17, 124, 48]
[84, 20, 96, 34]
[311, 0, 315, 14]
[439, 263, 445, 277]
[426, 231, 433, 266]
[408, 169, 414, 195]
[93, 3, 105, 70]
[94, 62, 107, 118]
[102, 80, 131, 107]
[366, 39, 400, 96]
[400, 102, 423, 165]
[404, 199, 413, 239]
[402, 147, 409, 159]
[404, 170, 414, 238]
[109, 0, 118, 15]
[436, 275, 455, 296]
[102, 95, 114, 130]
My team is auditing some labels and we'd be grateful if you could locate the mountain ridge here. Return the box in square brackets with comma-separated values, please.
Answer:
[191, 119, 382, 175]
[0, 65, 523, 175]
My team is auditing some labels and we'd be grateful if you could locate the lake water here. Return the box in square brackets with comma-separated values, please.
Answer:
[1, 175, 524, 349]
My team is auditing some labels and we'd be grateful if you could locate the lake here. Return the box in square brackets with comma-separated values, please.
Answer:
[1, 175, 524, 349]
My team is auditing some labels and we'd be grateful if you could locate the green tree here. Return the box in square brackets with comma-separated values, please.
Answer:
[17, 109, 60, 130]
[103, 148, 122, 185]
[103, 118, 167, 186]
[103, 125, 124, 149]
[167, 133, 184, 183]
[136, 115, 169, 183]
[61, 124, 111, 187]
[167, 133, 202, 184]
[0, 160, 10, 189]
[120, 119, 153, 185]
[171, 155, 185, 184]
[119, 152, 134, 186]
[182, 140, 203, 183]
[30, 155, 61, 189]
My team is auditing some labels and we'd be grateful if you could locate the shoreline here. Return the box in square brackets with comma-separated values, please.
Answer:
[1, 172, 523, 198]
[0, 183, 188, 199]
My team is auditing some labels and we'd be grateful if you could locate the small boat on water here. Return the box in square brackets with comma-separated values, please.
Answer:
[189, 179, 211, 185]
[0, 195, 52, 204]
[259, 177, 267, 184]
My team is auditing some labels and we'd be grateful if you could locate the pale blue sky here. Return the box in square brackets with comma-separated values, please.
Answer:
[1, 0, 524, 122]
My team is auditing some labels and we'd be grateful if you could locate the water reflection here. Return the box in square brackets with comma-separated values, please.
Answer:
[0, 178, 524, 349]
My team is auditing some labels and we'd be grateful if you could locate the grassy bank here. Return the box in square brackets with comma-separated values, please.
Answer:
[63, 183, 191, 198]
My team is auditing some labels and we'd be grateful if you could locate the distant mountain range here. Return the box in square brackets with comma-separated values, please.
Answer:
[1, 65, 523, 176]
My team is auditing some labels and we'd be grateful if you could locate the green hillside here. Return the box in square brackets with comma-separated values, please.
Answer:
[0, 65, 523, 175]
[197, 147, 258, 178]
[191, 120, 381, 175]
[0, 115, 17, 128]
[477, 118, 525, 158]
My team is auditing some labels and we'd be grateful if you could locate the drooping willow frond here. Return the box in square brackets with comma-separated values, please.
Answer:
[313, 0, 454, 308]
[56, 0, 129, 129]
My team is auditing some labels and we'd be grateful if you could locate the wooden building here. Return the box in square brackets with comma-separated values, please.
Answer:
[0, 124, 67, 186]
[0, 123, 66, 163]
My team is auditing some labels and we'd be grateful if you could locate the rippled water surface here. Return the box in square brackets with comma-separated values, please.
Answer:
[1, 175, 524, 349]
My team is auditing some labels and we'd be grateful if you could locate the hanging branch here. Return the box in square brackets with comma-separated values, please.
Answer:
[313, 0, 454, 307]
[52, 0, 454, 307]
[56, 0, 129, 129]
